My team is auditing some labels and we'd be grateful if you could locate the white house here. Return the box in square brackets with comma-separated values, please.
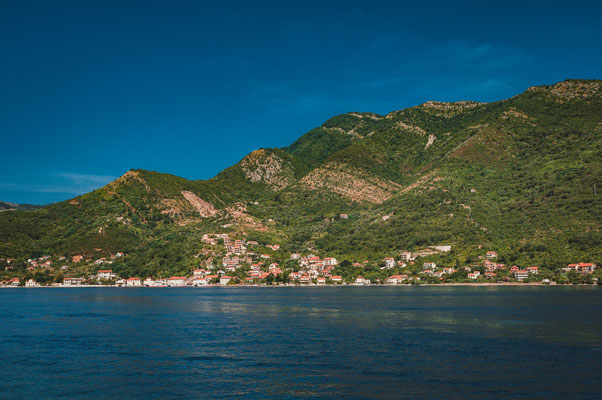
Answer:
[126, 277, 142, 287]
[513, 270, 529, 281]
[382, 258, 395, 269]
[316, 277, 326, 285]
[423, 262, 437, 270]
[323, 257, 338, 266]
[25, 279, 39, 287]
[526, 266, 539, 275]
[192, 277, 209, 286]
[485, 251, 498, 259]
[467, 272, 480, 280]
[143, 277, 155, 286]
[63, 277, 85, 286]
[399, 251, 412, 261]
[167, 277, 187, 287]
[97, 270, 117, 280]
[354, 276, 370, 286]
[219, 276, 232, 285]
[386, 275, 406, 284]
[330, 275, 343, 283]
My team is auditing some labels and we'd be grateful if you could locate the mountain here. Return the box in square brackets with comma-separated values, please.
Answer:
[1, 79, 600, 279]
[0, 201, 43, 212]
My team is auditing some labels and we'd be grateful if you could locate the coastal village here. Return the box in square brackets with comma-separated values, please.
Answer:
[0, 232, 599, 287]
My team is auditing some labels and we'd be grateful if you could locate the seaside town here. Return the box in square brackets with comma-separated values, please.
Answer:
[0, 232, 599, 287]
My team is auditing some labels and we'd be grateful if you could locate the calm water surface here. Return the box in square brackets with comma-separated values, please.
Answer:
[0, 286, 600, 399]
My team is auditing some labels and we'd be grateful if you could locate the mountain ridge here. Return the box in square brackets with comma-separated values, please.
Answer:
[1, 79, 600, 280]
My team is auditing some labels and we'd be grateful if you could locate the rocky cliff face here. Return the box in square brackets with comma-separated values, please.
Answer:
[239, 149, 296, 190]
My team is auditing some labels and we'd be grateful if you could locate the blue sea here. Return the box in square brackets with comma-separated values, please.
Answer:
[0, 286, 600, 399]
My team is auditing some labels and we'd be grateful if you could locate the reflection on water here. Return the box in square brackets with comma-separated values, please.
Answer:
[0, 286, 600, 399]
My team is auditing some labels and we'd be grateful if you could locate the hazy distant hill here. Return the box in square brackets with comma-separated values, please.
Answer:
[0, 201, 43, 212]
[1, 79, 600, 277]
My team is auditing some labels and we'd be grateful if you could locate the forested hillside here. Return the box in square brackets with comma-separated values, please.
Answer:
[1, 79, 600, 280]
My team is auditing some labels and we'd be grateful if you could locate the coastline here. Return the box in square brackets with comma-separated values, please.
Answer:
[1, 282, 598, 288]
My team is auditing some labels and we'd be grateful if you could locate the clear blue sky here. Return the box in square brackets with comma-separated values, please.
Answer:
[1, 0, 600, 204]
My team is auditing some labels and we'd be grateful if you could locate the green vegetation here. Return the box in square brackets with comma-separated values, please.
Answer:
[0, 79, 600, 282]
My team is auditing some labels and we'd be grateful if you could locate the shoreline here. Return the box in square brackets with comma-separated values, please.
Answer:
[1, 282, 598, 288]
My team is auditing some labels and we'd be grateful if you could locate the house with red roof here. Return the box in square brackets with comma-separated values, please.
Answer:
[526, 266, 539, 274]
[324, 257, 338, 266]
[386, 275, 407, 284]
[513, 270, 529, 280]
[354, 276, 370, 286]
[126, 277, 142, 286]
[167, 277, 187, 286]
[563, 263, 598, 274]
[467, 271, 480, 280]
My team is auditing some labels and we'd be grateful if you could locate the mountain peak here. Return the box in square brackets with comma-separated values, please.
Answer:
[525, 79, 601, 101]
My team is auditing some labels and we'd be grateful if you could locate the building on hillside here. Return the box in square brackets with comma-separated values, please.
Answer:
[399, 252, 412, 261]
[25, 279, 39, 287]
[467, 272, 480, 280]
[513, 270, 529, 281]
[97, 270, 117, 280]
[423, 262, 437, 270]
[316, 277, 326, 285]
[324, 257, 338, 266]
[219, 276, 232, 285]
[330, 275, 343, 283]
[526, 266, 539, 274]
[563, 263, 598, 274]
[486, 251, 498, 259]
[382, 258, 395, 269]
